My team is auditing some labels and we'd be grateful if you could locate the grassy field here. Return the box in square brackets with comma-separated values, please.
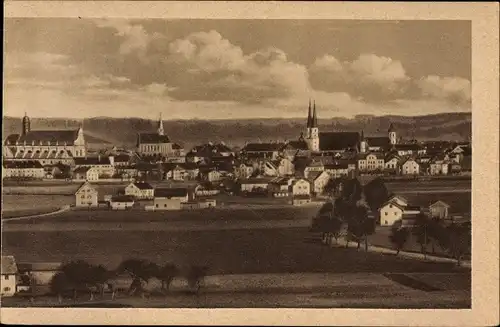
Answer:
[1, 227, 468, 275]
[2, 195, 73, 213]
[4, 206, 318, 224]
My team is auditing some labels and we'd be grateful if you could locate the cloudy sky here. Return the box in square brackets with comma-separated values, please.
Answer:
[4, 18, 471, 120]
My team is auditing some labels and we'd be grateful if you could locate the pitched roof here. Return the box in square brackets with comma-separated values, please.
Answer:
[242, 143, 285, 152]
[430, 200, 451, 208]
[319, 132, 360, 151]
[75, 181, 96, 194]
[366, 137, 391, 148]
[379, 201, 405, 211]
[154, 187, 188, 198]
[138, 132, 170, 144]
[1, 255, 18, 275]
[285, 140, 309, 150]
[4, 134, 20, 145]
[132, 182, 154, 190]
[15, 130, 79, 146]
[75, 156, 112, 166]
[3, 160, 43, 169]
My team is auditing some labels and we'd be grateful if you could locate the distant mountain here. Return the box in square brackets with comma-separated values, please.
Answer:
[2, 112, 472, 150]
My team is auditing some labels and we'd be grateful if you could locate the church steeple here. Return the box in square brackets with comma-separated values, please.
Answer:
[22, 112, 31, 136]
[157, 113, 164, 136]
[306, 99, 312, 128]
[312, 101, 318, 127]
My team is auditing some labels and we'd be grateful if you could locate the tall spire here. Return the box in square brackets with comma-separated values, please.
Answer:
[312, 100, 318, 127]
[157, 112, 164, 136]
[307, 99, 312, 128]
[361, 130, 365, 140]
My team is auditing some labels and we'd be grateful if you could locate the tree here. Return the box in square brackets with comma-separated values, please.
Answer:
[59, 260, 95, 300]
[118, 259, 159, 296]
[325, 216, 344, 245]
[363, 177, 390, 215]
[412, 212, 432, 259]
[346, 205, 374, 251]
[444, 223, 471, 266]
[156, 263, 179, 293]
[50, 272, 73, 304]
[427, 218, 447, 254]
[186, 265, 209, 294]
[389, 226, 410, 255]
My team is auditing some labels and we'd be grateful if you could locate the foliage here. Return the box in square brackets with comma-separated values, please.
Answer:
[156, 263, 179, 291]
[412, 212, 432, 257]
[118, 259, 159, 283]
[389, 226, 410, 255]
[442, 223, 471, 265]
[186, 265, 209, 293]
[363, 177, 390, 214]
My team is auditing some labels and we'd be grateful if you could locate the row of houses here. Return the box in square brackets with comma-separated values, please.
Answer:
[378, 195, 468, 226]
[75, 182, 216, 211]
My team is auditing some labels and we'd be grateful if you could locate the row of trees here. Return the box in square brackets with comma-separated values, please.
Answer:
[389, 213, 471, 265]
[49, 259, 209, 303]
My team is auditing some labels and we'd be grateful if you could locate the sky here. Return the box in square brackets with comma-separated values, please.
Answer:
[3, 18, 471, 120]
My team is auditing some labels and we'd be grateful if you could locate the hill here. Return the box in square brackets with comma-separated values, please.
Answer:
[2, 113, 471, 150]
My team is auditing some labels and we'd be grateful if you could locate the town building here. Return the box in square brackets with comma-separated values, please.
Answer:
[72, 166, 100, 181]
[357, 153, 385, 173]
[240, 178, 272, 193]
[185, 142, 234, 164]
[400, 158, 420, 175]
[234, 163, 254, 179]
[240, 142, 284, 160]
[1, 255, 18, 297]
[3, 113, 87, 164]
[291, 178, 311, 196]
[2, 161, 45, 180]
[124, 182, 154, 200]
[323, 163, 349, 179]
[136, 113, 184, 158]
[74, 155, 115, 177]
[153, 188, 189, 210]
[110, 195, 135, 210]
[74, 181, 98, 207]
[308, 170, 331, 195]
[379, 201, 405, 226]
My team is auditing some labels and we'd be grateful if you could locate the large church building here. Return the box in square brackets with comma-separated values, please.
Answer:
[136, 113, 184, 159]
[300, 101, 397, 155]
[3, 113, 87, 166]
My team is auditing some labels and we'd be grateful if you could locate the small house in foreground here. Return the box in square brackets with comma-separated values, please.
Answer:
[75, 181, 98, 207]
[1, 255, 18, 297]
[153, 188, 189, 211]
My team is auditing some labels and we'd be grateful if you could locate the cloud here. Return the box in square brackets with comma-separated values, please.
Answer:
[309, 53, 411, 102]
[417, 75, 471, 104]
[93, 19, 151, 56]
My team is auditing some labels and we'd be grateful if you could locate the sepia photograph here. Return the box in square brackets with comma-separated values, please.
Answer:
[1, 1, 498, 326]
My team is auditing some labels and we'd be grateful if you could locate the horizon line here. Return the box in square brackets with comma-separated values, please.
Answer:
[4, 111, 471, 121]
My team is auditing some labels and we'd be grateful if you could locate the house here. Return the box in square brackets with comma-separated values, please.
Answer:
[387, 195, 408, 207]
[115, 165, 139, 180]
[153, 188, 189, 210]
[384, 154, 400, 172]
[74, 155, 115, 177]
[309, 171, 331, 195]
[323, 163, 349, 179]
[277, 157, 295, 176]
[186, 142, 234, 163]
[401, 206, 424, 226]
[357, 153, 385, 173]
[261, 161, 279, 177]
[304, 161, 324, 179]
[194, 183, 220, 197]
[379, 201, 405, 226]
[181, 199, 217, 210]
[240, 178, 271, 193]
[429, 200, 451, 219]
[110, 195, 135, 210]
[394, 144, 426, 156]
[72, 166, 99, 181]
[269, 176, 292, 197]
[281, 140, 310, 160]
[125, 182, 155, 200]
[235, 163, 254, 179]
[291, 178, 311, 196]
[2, 161, 45, 180]
[206, 169, 222, 182]
[16, 262, 62, 289]
[74, 181, 98, 207]
[1, 255, 18, 297]
[400, 158, 420, 175]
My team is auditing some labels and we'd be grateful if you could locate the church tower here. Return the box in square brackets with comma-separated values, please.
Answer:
[360, 130, 367, 153]
[22, 112, 31, 136]
[157, 113, 164, 136]
[305, 100, 320, 152]
[388, 123, 397, 145]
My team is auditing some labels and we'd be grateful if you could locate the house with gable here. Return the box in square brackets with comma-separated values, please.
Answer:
[309, 170, 331, 196]
[124, 181, 154, 200]
[1, 255, 18, 297]
[74, 181, 98, 207]
[429, 200, 451, 219]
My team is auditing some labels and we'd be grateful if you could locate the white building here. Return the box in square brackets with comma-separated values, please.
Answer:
[153, 188, 189, 210]
[291, 178, 311, 196]
[73, 166, 99, 181]
[110, 195, 135, 210]
[74, 181, 98, 207]
[309, 171, 331, 195]
[240, 178, 271, 193]
[1, 256, 18, 297]
[125, 182, 154, 199]
[2, 161, 45, 179]
[379, 201, 405, 226]
[358, 153, 385, 172]
[74, 155, 115, 177]
[401, 158, 420, 175]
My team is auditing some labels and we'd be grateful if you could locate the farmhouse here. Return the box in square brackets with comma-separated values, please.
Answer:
[125, 182, 154, 199]
[1, 255, 18, 297]
[379, 201, 405, 226]
[110, 195, 135, 210]
[429, 200, 451, 219]
[291, 178, 311, 196]
[74, 181, 98, 207]
[153, 188, 189, 210]
[401, 158, 420, 175]
[308, 171, 331, 195]
[17, 262, 62, 287]
[72, 166, 99, 181]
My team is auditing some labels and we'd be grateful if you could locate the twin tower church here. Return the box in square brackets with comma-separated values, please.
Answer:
[298, 100, 398, 154]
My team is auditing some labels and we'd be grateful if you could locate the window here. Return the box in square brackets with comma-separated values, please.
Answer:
[155, 204, 159, 208]
[394, 212, 397, 215]
[4, 275, 9, 280]
[3, 287, 10, 292]
[385, 212, 388, 216]
[164, 204, 167, 208]
[389, 204, 392, 208]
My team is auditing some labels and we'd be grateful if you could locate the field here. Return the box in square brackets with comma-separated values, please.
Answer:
[2, 227, 468, 275]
